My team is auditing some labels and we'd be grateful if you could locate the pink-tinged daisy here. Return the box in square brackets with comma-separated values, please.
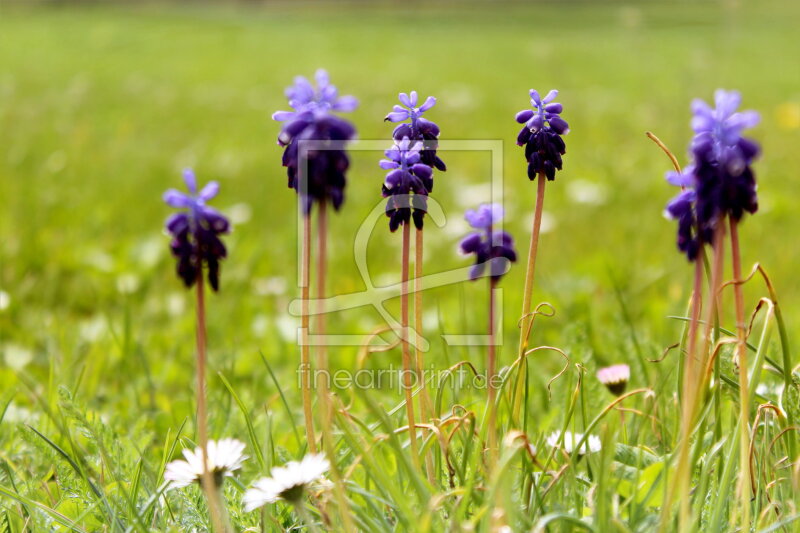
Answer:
[596, 364, 630, 396]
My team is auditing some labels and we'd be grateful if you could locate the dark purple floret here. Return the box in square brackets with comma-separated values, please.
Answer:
[664, 171, 703, 261]
[516, 89, 568, 181]
[380, 138, 432, 231]
[163, 169, 230, 291]
[385, 91, 446, 171]
[273, 70, 358, 213]
[459, 204, 517, 282]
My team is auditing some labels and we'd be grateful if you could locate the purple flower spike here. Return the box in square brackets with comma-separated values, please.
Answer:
[663, 89, 760, 261]
[516, 88, 568, 181]
[460, 203, 517, 282]
[163, 168, 230, 291]
[381, 137, 432, 231]
[385, 91, 446, 171]
[273, 70, 358, 213]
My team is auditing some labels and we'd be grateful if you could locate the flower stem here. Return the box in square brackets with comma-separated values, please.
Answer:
[414, 228, 435, 482]
[512, 174, 547, 423]
[315, 201, 355, 533]
[401, 223, 419, 466]
[195, 273, 225, 532]
[487, 277, 498, 467]
[301, 213, 317, 454]
[674, 254, 704, 531]
[729, 217, 751, 532]
[294, 502, 323, 533]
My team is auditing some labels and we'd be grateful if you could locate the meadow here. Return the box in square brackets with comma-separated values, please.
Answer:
[1, 1, 800, 531]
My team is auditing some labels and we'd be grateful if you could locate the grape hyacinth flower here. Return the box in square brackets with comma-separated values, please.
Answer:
[460, 206, 517, 466]
[163, 168, 232, 529]
[273, 69, 358, 213]
[380, 137, 433, 231]
[515, 89, 569, 181]
[164, 169, 230, 291]
[513, 89, 569, 422]
[272, 70, 358, 460]
[385, 91, 446, 171]
[164, 438, 247, 489]
[659, 90, 762, 531]
[690, 90, 760, 235]
[459, 204, 517, 282]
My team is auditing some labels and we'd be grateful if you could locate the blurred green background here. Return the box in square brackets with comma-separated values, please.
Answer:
[1, 0, 799, 424]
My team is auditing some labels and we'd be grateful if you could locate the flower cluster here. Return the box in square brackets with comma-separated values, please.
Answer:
[665, 90, 760, 260]
[515, 89, 569, 181]
[273, 70, 358, 213]
[243, 453, 330, 510]
[380, 138, 434, 231]
[164, 438, 247, 489]
[459, 204, 517, 281]
[385, 91, 446, 171]
[164, 169, 230, 291]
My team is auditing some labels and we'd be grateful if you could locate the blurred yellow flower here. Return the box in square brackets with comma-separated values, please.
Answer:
[776, 102, 800, 130]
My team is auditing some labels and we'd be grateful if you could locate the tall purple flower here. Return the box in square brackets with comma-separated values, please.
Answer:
[380, 137, 433, 231]
[691, 90, 760, 226]
[459, 204, 517, 281]
[385, 91, 446, 171]
[515, 89, 569, 181]
[164, 169, 230, 291]
[273, 69, 358, 213]
[664, 90, 760, 260]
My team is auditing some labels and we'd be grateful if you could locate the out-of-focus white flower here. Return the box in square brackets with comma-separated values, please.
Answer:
[164, 438, 247, 489]
[116, 274, 140, 295]
[0, 290, 10, 311]
[567, 179, 608, 206]
[546, 431, 601, 456]
[3, 344, 33, 371]
[243, 454, 329, 510]
[252, 276, 287, 297]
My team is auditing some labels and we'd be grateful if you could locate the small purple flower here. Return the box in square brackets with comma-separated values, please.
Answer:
[459, 204, 517, 281]
[381, 137, 433, 231]
[690, 90, 760, 175]
[385, 91, 446, 171]
[273, 69, 358, 146]
[273, 70, 358, 214]
[163, 169, 230, 291]
[516, 89, 568, 181]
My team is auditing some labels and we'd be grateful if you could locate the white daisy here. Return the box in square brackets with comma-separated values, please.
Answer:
[243, 453, 330, 511]
[546, 431, 602, 456]
[164, 438, 247, 489]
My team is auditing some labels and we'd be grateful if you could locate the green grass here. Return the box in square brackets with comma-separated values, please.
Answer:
[1, 1, 800, 531]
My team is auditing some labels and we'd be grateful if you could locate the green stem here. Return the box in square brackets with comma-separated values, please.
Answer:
[730, 217, 751, 533]
[301, 213, 317, 454]
[512, 174, 546, 424]
[195, 273, 226, 532]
